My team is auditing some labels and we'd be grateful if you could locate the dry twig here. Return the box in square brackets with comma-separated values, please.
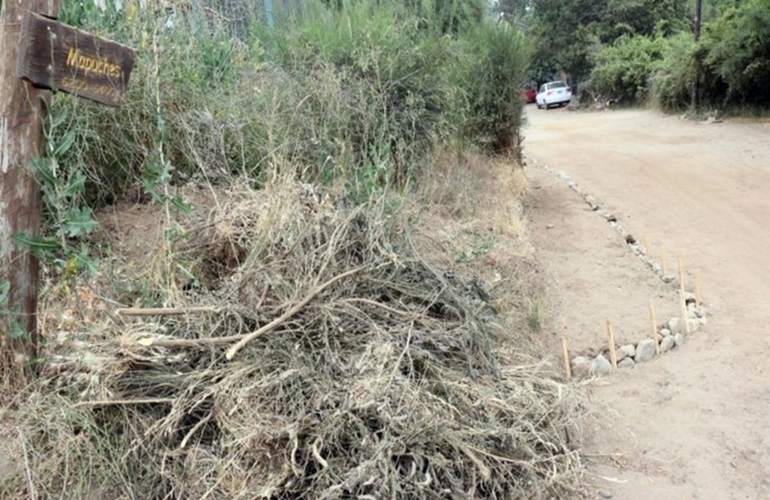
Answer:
[117, 306, 223, 316]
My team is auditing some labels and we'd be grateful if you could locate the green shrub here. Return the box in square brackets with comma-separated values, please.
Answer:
[590, 34, 668, 104]
[649, 32, 699, 111]
[48, 6, 267, 208]
[42, 0, 529, 214]
[253, 1, 453, 192]
[650, 0, 770, 112]
[650, 33, 727, 112]
[452, 22, 530, 153]
[701, 0, 770, 106]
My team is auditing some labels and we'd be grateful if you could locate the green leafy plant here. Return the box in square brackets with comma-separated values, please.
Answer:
[701, 0, 770, 106]
[591, 34, 668, 104]
[454, 229, 495, 263]
[39, 0, 532, 210]
[649, 32, 700, 111]
[452, 21, 530, 153]
[18, 107, 100, 281]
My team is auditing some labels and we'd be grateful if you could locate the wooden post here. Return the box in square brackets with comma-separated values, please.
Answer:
[692, 0, 703, 111]
[606, 320, 618, 369]
[561, 337, 571, 379]
[650, 304, 660, 355]
[0, 0, 60, 383]
[680, 289, 691, 335]
[677, 257, 685, 293]
[660, 248, 668, 276]
[694, 269, 702, 307]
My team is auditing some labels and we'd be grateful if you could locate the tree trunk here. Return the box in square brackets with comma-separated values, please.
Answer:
[0, 0, 58, 385]
[691, 0, 703, 111]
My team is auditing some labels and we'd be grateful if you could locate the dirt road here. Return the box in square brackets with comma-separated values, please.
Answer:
[523, 108, 770, 500]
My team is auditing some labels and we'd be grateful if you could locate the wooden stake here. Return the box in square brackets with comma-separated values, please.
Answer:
[561, 337, 572, 379]
[606, 321, 618, 369]
[650, 304, 660, 355]
[694, 269, 702, 307]
[680, 289, 691, 335]
[677, 257, 685, 293]
[660, 248, 669, 276]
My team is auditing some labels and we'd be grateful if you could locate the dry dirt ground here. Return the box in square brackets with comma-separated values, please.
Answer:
[523, 107, 770, 500]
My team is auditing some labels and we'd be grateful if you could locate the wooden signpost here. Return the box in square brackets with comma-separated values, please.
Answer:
[18, 11, 136, 107]
[0, 1, 135, 382]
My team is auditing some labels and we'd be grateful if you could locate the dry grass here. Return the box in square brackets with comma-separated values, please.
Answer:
[1, 166, 585, 499]
[413, 150, 545, 342]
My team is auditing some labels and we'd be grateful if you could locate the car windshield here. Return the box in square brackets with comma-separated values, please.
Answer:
[548, 81, 568, 89]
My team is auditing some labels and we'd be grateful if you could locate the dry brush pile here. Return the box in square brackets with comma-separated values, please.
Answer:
[2, 178, 584, 499]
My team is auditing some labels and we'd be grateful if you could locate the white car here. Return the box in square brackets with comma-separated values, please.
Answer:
[536, 81, 572, 109]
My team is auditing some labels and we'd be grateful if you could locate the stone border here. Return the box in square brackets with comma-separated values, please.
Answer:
[525, 154, 677, 284]
[524, 154, 708, 378]
[573, 304, 707, 377]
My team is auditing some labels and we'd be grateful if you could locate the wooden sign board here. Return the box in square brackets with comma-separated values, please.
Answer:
[17, 11, 136, 107]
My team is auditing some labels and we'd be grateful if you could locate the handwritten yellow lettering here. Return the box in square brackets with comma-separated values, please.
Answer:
[66, 47, 77, 66]
[65, 47, 123, 80]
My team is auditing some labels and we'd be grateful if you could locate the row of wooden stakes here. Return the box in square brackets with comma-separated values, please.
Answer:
[561, 255, 702, 379]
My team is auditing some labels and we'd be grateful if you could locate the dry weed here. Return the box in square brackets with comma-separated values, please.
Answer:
[1, 173, 585, 499]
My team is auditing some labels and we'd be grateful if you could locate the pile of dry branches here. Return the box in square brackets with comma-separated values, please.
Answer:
[4, 179, 584, 499]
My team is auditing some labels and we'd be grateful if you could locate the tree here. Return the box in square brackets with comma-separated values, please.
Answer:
[529, 0, 606, 81]
[702, 0, 770, 105]
[598, 0, 689, 41]
[591, 34, 669, 102]
[526, 0, 690, 82]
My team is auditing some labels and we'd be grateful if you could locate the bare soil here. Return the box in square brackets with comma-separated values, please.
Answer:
[523, 107, 770, 500]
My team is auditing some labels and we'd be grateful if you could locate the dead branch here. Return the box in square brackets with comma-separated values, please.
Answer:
[72, 397, 176, 408]
[132, 266, 367, 353]
[117, 306, 222, 316]
[225, 266, 367, 360]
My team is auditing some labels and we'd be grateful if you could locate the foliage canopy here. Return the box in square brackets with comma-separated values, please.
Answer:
[518, 0, 770, 110]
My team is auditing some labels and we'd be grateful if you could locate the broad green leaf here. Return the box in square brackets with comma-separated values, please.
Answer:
[31, 157, 58, 186]
[63, 207, 99, 238]
[50, 108, 69, 129]
[53, 131, 77, 158]
[63, 173, 87, 199]
[13, 233, 62, 252]
[170, 195, 193, 214]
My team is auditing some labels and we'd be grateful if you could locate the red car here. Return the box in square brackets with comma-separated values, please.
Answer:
[520, 86, 537, 104]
